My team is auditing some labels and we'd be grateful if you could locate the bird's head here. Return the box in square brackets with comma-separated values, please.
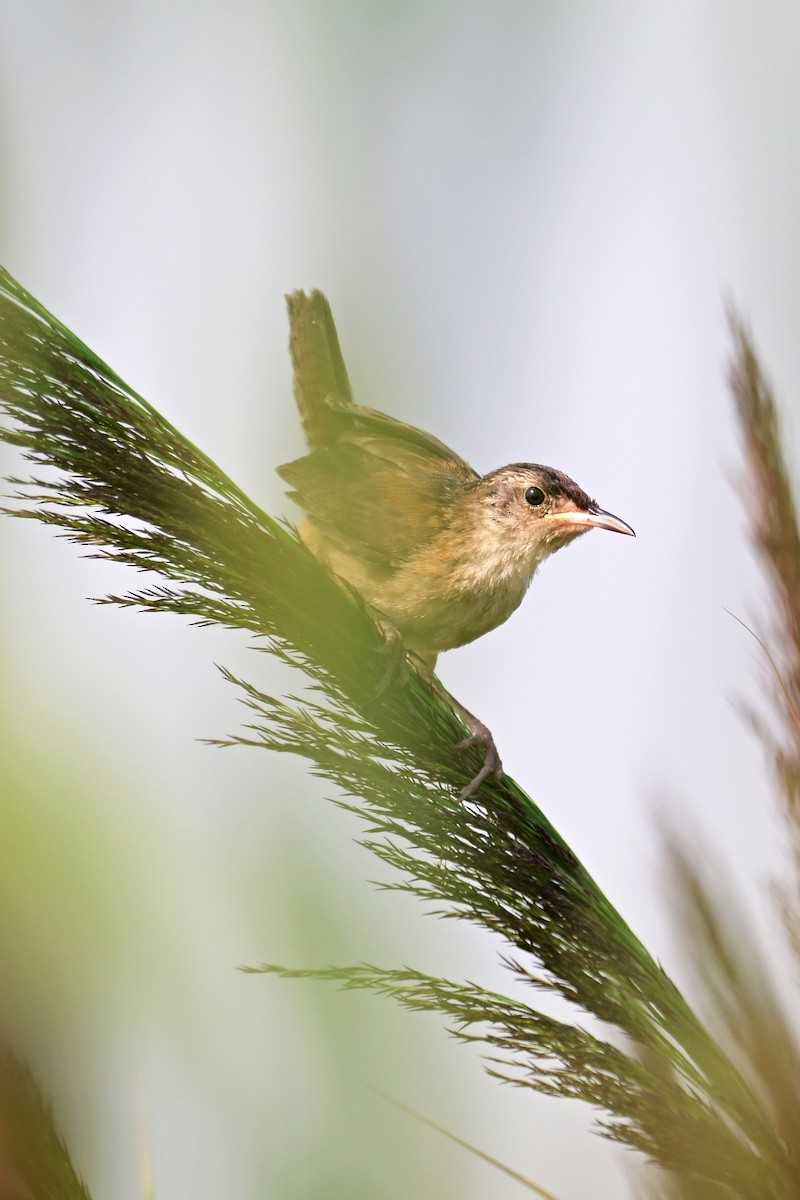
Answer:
[473, 462, 634, 570]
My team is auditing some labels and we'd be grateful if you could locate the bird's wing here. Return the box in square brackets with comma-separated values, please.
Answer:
[282, 289, 477, 566]
[279, 439, 473, 567]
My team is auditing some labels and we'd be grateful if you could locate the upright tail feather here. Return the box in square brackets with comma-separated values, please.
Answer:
[287, 290, 353, 451]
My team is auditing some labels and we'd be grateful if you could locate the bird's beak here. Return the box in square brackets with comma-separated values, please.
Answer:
[549, 504, 635, 537]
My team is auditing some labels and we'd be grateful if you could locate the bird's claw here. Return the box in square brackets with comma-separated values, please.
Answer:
[456, 722, 504, 798]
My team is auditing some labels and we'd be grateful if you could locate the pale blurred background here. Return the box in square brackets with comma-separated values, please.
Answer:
[0, 3, 798, 1197]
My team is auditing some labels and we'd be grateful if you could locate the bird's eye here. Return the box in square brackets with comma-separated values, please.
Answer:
[525, 486, 545, 506]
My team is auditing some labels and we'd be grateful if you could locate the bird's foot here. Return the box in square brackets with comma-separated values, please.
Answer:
[456, 720, 504, 798]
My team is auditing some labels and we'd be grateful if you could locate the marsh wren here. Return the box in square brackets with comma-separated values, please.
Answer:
[279, 290, 634, 796]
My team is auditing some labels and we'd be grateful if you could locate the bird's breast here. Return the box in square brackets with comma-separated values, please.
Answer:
[299, 511, 543, 657]
[375, 533, 540, 655]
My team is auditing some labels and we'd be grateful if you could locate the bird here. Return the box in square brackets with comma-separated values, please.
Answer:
[279, 290, 634, 797]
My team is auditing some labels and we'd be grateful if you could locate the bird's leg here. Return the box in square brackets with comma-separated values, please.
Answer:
[374, 619, 411, 696]
[455, 714, 504, 798]
[373, 630, 503, 797]
[424, 674, 504, 798]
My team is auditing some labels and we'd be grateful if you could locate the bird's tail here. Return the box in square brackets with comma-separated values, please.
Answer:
[286, 289, 353, 451]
